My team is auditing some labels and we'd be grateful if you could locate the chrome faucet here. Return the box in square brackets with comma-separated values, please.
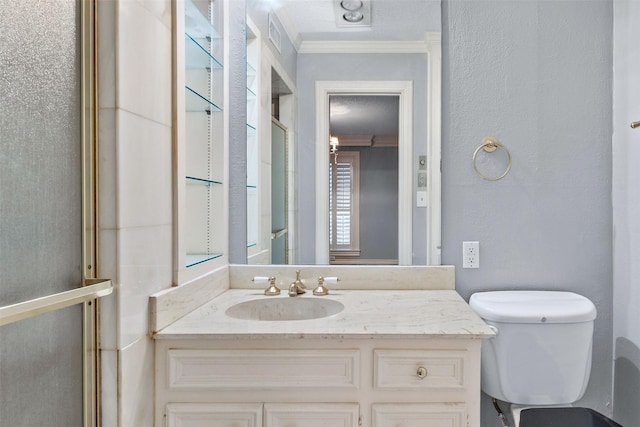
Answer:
[288, 270, 306, 297]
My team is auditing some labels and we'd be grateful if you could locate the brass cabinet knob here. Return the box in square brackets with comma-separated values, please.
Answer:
[416, 366, 427, 379]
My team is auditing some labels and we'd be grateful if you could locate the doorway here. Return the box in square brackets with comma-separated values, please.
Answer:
[316, 81, 414, 265]
[329, 95, 399, 264]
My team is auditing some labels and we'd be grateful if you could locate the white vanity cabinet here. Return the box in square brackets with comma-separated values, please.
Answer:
[164, 402, 359, 427]
[155, 339, 481, 427]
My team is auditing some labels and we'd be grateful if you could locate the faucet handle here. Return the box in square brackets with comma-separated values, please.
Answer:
[253, 276, 280, 296]
[294, 269, 306, 290]
[313, 276, 339, 296]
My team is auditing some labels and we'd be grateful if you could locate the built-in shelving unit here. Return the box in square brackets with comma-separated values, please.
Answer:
[246, 23, 259, 251]
[181, 0, 225, 269]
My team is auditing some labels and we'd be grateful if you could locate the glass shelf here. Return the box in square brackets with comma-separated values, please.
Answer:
[182, 0, 225, 272]
[185, 86, 222, 113]
[186, 175, 223, 186]
[247, 243, 257, 249]
[247, 62, 256, 78]
[185, 34, 223, 70]
[186, 253, 223, 267]
[246, 123, 256, 132]
[185, 0, 221, 40]
[246, 86, 257, 100]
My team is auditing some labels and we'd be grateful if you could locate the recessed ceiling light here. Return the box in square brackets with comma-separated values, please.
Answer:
[343, 11, 364, 23]
[340, 0, 363, 11]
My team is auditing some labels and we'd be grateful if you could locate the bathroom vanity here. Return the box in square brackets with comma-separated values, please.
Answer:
[153, 281, 493, 427]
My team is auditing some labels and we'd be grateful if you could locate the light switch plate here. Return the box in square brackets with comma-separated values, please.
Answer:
[417, 191, 427, 207]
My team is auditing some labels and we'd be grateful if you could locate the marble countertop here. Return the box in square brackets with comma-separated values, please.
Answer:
[155, 289, 495, 340]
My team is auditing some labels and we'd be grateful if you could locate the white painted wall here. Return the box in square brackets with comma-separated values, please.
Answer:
[442, 1, 613, 425]
[612, 2, 640, 425]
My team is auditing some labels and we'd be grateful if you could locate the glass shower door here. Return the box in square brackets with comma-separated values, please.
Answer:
[0, 1, 110, 425]
[271, 119, 288, 264]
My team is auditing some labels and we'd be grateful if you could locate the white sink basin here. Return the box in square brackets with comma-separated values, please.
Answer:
[225, 297, 344, 321]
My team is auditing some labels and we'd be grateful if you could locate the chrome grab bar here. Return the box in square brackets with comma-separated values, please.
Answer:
[631, 121, 640, 129]
[0, 279, 112, 327]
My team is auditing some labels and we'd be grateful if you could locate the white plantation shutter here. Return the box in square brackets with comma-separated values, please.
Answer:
[329, 151, 360, 254]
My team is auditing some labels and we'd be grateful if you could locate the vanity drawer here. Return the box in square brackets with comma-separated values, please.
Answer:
[373, 349, 466, 390]
[167, 349, 360, 390]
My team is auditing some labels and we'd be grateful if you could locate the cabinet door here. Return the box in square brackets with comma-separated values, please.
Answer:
[265, 403, 359, 427]
[372, 403, 466, 427]
[166, 403, 262, 427]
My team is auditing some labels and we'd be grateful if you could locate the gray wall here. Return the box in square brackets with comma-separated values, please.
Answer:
[345, 146, 399, 260]
[612, 2, 640, 425]
[229, 0, 248, 263]
[442, 0, 613, 425]
[246, 0, 297, 81]
[297, 53, 429, 264]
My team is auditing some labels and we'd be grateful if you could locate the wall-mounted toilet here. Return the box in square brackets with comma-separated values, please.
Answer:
[469, 290, 622, 427]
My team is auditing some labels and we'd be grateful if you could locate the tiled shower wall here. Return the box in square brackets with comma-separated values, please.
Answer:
[98, 1, 173, 426]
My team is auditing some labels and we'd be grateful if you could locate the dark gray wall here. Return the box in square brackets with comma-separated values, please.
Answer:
[297, 53, 430, 264]
[442, 1, 613, 425]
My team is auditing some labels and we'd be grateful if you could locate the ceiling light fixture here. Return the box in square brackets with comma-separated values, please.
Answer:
[334, 0, 371, 28]
[343, 11, 364, 23]
[340, 0, 363, 11]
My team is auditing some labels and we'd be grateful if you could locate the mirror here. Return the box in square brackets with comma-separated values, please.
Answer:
[242, 0, 441, 266]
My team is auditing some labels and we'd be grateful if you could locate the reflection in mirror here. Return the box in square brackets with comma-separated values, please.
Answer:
[329, 95, 399, 265]
[242, 0, 441, 266]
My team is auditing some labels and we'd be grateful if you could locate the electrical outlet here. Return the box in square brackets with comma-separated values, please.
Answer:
[463, 241, 479, 268]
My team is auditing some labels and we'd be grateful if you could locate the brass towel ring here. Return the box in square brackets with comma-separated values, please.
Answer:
[473, 136, 512, 181]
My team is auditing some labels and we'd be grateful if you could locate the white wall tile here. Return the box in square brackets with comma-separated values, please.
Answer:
[139, 0, 172, 29]
[98, 231, 118, 350]
[120, 337, 155, 427]
[117, 0, 172, 126]
[97, 0, 116, 109]
[117, 110, 172, 229]
[99, 108, 117, 230]
[118, 224, 172, 348]
[101, 349, 118, 427]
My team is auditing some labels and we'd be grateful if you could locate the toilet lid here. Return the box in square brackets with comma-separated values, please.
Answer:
[469, 291, 597, 323]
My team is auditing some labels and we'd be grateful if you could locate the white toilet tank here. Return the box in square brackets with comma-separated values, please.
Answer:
[469, 291, 597, 405]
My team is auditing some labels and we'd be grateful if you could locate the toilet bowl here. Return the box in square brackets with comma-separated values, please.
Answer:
[469, 291, 621, 427]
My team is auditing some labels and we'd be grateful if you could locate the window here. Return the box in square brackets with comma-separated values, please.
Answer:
[329, 151, 360, 256]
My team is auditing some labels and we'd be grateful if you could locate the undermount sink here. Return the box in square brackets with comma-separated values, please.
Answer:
[225, 297, 344, 321]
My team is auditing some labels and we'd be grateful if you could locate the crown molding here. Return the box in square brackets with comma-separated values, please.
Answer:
[298, 32, 438, 54]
